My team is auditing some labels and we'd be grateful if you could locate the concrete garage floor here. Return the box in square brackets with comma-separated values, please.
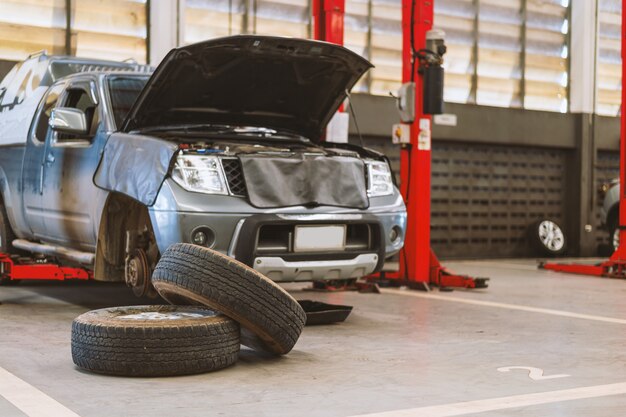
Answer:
[0, 259, 625, 417]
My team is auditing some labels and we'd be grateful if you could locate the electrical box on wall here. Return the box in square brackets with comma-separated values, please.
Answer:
[392, 123, 411, 144]
[396, 82, 415, 123]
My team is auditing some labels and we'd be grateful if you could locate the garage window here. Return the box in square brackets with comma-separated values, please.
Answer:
[70, 0, 148, 63]
[345, 0, 403, 95]
[0, 0, 147, 64]
[597, 0, 621, 116]
[345, 0, 370, 92]
[523, 0, 569, 113]
[435, 0, 476, 104]
[370, 1, 403, 95]
[437, 0, 569, 112]
[476, 0, 523, 107]
[0, 0, 67, 60]
[183, 0, 310, 45]
[184, 0, 245, 41]
[344, 0, 571, 112]
[252, 0, 310, 38]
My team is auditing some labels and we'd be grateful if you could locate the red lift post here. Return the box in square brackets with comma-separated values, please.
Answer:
[313, 0, 346, 119]
[389, 0, 486, 289]
[540, 0, 626, 278]
[312, 0, 345, 45]
[313, 0, 486, 290]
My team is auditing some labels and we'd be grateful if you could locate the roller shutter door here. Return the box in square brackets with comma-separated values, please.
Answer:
[363, 138, 568, 258]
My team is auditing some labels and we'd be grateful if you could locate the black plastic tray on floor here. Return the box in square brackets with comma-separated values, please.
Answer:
[297, 300, 353, 325]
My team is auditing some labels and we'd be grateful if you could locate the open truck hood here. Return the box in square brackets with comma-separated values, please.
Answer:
[121, 36, 372, 140]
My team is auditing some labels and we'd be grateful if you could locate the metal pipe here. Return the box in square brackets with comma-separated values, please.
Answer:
[12, 239, 95, 265]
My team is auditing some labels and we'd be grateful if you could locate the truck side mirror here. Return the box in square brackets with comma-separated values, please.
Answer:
[49, 107, 88, 135]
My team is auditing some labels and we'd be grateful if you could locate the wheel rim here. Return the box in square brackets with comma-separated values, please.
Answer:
[118, 311, 216, 320]
[125, 249, 151, 297]
[613, 228, 620, 250]
[538, 220, 565, 252]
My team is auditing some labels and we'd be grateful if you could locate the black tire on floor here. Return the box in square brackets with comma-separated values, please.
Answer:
[71, 305, 240, 377]
[529, 219, 567, 256]
[152, 243, 306, 355]
[0, 200, 19, 285]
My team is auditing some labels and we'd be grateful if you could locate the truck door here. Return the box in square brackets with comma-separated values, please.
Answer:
[40, 79, 104, 249]
[22, 82, 66, 239]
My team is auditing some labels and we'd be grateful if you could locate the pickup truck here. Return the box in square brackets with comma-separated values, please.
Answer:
[0, 36, 407, 296]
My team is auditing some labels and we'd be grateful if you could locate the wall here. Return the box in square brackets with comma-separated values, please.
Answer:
[0, 60, 618, 258]
[349, 94, 620, 258]
[0, 60, 16, 80]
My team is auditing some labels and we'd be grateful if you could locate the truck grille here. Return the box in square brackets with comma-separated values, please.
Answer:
[221, 158, 247, 197]
[256, 224, 374, 254]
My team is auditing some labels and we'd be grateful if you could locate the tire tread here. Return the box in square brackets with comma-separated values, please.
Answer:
[152, 243, 306, 354]
[71, 305, 240, 377]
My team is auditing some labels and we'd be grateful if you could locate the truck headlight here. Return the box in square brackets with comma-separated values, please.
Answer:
[171, 154, 228, 195]
[366, 161, 394, 197]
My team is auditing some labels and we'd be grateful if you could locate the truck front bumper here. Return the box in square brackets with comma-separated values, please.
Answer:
[149, 210, 406, 282]
[253, 254, 379, 281]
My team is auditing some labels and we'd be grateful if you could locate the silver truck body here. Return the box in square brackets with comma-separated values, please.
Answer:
[0, 36, 407, 292]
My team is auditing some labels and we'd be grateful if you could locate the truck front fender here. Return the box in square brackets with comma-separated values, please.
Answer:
[0, 160, 19, 237]
[93, 133, 178, 206]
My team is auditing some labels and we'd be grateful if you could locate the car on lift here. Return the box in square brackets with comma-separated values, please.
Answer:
[0, 36, 407, 295]
[600, 178, 620, 251]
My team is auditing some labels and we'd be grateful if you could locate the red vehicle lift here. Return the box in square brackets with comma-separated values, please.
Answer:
[380, 0, 487, 290]
[0, 252, 91, 282]
[397, 0, 487, 289]
[313, 0, 486, 290]
[540, 0, 626, 279]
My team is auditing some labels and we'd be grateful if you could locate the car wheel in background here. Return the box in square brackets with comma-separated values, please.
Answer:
[530, 219, 567, 257]
[152, 243, 307, 355]
[71, 305, 240, 377]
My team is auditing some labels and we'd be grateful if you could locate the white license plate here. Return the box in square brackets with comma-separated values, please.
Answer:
[294, 225, 346, 252]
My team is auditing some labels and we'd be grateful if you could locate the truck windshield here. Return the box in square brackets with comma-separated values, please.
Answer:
[107, 75, 149, 129]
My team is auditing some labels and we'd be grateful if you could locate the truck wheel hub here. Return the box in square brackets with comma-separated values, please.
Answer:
[125, 249, 150, 297]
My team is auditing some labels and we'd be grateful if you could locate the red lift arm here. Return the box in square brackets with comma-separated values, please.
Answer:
[540, 0, 626, 278]
[0, 253, 91, 281]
